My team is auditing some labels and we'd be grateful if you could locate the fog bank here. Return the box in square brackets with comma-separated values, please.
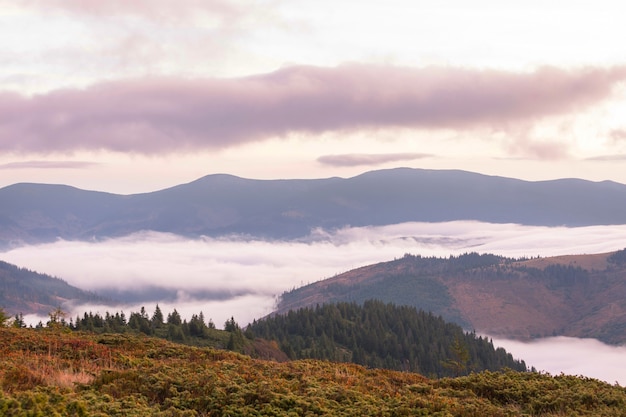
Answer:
[3, 221, 626, 328]
[3, 221, 626, 383]
[493, 336, 626, 386]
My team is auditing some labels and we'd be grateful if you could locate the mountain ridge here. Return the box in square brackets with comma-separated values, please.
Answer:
[2, 167, 626, 247]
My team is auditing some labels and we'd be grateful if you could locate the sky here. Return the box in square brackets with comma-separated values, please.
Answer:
[1, 0, 626, 193]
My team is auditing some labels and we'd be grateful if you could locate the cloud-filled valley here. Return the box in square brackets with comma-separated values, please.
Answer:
[3, 221, 626, 384]
[3, 220, 626, 324]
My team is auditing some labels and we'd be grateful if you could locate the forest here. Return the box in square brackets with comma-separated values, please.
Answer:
[0, 260, 103, 315]
[247, 300, 527, 377]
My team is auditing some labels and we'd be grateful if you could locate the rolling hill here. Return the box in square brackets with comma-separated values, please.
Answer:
[275, 248, 626, 344]
[2, 167, 626, 247]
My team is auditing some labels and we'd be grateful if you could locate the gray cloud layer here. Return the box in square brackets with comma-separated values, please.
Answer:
[2, 65, 624, 154]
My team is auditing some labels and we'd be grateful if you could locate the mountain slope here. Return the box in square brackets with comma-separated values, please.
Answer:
[275, 249, 626, 344]
[0, 260, 104, 315]
[2, 167, 626, 246]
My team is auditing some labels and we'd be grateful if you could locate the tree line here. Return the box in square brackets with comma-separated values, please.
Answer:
[2, 300, 528, 377]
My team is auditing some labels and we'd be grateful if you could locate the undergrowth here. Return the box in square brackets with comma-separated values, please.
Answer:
[2, 328, 626, 416]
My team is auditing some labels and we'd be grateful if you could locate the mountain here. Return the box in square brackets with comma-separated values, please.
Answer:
[275, 249, 626, 344]
[3, 328, 626, 416]
[0, 260, 104, 316]
[2, 167, 626, 247]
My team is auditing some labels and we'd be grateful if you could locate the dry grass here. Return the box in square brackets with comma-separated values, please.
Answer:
[515, 252, 612, 270]
[46, 369, 95, 388]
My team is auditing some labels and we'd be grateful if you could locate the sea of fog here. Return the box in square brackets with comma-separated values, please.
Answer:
[3, 220, 626, 384]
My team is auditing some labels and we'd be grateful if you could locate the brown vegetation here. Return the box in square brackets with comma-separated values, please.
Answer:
[2, 327, 626, 416]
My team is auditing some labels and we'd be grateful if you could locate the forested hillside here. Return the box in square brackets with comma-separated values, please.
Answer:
[248, 300, 527, 377]
[0, 260, 103, 315]
[276, 250, 626, 344]
[2, 327, 626, 416]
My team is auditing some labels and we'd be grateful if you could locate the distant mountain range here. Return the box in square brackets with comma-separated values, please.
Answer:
[1, 168, 626, 247]
[0, 260, 104, 316]
[275, 249, 626, 344]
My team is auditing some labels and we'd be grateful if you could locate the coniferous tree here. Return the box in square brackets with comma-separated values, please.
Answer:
[224, 317, 239, 332]
[12, 313, 26, 328]
[152, 305, 164, 329]
[167, 309, 182, 326]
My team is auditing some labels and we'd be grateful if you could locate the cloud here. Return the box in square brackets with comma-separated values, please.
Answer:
[609, 128, 626, 143]
[1, 65, 624, 154]
[11, 0, 246, 25]
[0, 160, 99, 169]
[317, 153, 433, 167]
[3, 222, 626, 324]
[585, 154, 626, 161]
[507, 138, 571, 160]
[492, 337, 626, 385]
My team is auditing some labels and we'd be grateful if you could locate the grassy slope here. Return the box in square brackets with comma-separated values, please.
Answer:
[2, 328, 626, 416]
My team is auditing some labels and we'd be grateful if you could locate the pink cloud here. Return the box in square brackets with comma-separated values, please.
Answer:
[610, 128, 626, 143]
[1, 65, 625, 154]
[585, 154, 626, 161]
[507, 138, 571, 160]
[14, 0, 243, 23]
[317, 153, 433, 167]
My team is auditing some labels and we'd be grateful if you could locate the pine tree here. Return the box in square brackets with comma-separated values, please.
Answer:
[167, 309, 182, 326]
[151, 304, 164, 328]
[13, 313, 26, 328]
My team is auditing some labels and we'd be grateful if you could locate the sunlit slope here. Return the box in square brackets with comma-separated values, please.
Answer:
[276, 249, 626, 344]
